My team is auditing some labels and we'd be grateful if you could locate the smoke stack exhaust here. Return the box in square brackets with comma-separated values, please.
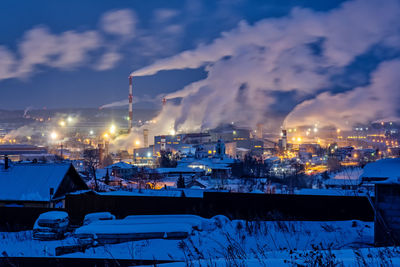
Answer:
[129, 75, 133, 130]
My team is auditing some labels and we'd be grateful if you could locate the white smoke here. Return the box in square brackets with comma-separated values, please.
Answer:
[23, 106, 33, 118]
[99, 95, 161, 109]
[284, 60, 400, 129]
[129, 0, 400, 134]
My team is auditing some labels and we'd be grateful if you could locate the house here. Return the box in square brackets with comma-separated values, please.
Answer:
[0, 161, 88, 208]
[324, 178, 360, 190]
[105, 162, 138, 179]
[0, 144, 48, 161]
[360, 158, 400, 184]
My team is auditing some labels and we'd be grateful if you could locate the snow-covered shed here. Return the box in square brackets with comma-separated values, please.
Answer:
[360, 158, 400, 184]
[0, 162, 88, 208]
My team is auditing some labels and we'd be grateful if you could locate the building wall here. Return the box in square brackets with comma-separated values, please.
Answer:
[375, 184, 400, 246]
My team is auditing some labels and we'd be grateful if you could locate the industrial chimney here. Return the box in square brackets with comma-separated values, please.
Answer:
[256, 123, 263, 139]
[143, 129, 149, 148]
[282, 129, 287, 150]
[128, 75, 133, 130]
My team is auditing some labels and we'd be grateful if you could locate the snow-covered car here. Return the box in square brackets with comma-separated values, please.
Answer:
[83, 212, 116, 225]
[33, 211, 69, 240]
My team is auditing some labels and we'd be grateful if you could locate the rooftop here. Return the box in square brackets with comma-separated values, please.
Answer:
[0, 163, 73, 201]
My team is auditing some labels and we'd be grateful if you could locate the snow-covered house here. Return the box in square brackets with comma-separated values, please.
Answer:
[0, 162, 88, 208]
[105, 161, 138, 179]
[324, 168, 363, 190]
[360, 158, 400, 184]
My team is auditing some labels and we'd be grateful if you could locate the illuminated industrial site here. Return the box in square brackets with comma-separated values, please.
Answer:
[2, 0, 400, 265]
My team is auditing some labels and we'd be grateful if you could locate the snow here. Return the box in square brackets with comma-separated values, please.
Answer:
[324, 178, 360, 187]
[75, 222, 193, 236]
[156, 167, 204, 174]
[0, 219, 375, 261]
[361, 158, 400, 183]
[98, 188, 205, 198]
[332, 168, 363, 180]
[83, 212, 115, 225]
[37, 211, 69, 220]
[0, 163, 72, 201]
[296, 188, 368, 196]
[158, 247, 400, 266]
[123, 215, 208, 230]
[105, 161, 134, 169]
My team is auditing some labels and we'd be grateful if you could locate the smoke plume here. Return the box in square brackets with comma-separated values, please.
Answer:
[130, 0, 400, 134]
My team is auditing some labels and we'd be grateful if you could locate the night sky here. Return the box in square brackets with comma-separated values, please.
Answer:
[0, 0, 346, 110]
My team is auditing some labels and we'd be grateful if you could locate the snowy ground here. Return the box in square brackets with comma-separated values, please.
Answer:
[0, 219, 376, 262]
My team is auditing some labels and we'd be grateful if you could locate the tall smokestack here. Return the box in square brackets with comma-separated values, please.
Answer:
[129, 75, 133, 130]
[256, 123, 263, 139]
[282, 129, 287, 150]
[143, 129, 149, 148]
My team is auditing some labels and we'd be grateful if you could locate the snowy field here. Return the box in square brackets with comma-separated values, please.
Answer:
[1, 218, 399, 265]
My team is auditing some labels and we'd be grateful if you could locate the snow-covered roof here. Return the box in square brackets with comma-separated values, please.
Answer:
[105, 162, 135, 169]
[360, 158, 400, 183]
[332, 168, 363, 180]
[37, 211, 68, 220]
[325, 178, 360, 186]
[156, 167, 204, 174]
[98, 188, 205, 198]
[0, 163, 73, 201]
[296, 188, 368, 196]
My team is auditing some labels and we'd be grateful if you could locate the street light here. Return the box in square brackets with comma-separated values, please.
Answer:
[110, 124, 116, 134]
[50, 131, 58, 140]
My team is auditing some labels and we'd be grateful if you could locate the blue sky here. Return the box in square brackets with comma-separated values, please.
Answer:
[0, 0, 346, 110]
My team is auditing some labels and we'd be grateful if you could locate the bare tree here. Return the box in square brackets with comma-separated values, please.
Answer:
[83, 148, 100, 191]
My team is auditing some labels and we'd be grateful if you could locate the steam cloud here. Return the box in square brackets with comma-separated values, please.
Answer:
[99, 95, 161, 109]
[131, 0, 400, 134]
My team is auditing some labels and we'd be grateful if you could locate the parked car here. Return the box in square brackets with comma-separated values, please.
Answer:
[33, 211, 69, 240]
[83, 212, 116, 225]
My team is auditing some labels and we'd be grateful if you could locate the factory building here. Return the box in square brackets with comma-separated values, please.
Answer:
[153, 126, 265, 160]
[0, 144, 48, 161]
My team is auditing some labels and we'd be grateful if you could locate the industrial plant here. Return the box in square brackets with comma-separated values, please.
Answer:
[2, 0, 400, 265]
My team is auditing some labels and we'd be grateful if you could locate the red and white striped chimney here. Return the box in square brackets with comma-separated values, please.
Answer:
[129, 75, 133, 130]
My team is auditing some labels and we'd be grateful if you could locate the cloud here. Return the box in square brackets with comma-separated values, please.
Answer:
[154, 8, 179, 22]
[0, 46, 16, 79]
[100, 9, 137, 37]
[129, 0, 400, 135]
[0, 9, 138, 81]
[95, 51, 122, 71]
[16, 27, 101, 76]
